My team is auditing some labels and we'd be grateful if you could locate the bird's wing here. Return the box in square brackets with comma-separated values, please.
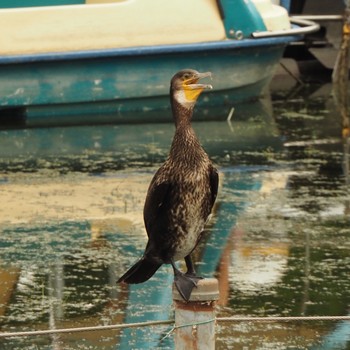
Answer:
[210, 166, 219, 208]
[143, 178, 171, 240]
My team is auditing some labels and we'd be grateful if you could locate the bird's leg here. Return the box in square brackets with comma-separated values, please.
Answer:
[171, 259, 198, 302]
[184, 255, 203, 281]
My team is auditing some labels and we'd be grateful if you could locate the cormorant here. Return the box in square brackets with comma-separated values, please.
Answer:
[117, 69, 219, 301]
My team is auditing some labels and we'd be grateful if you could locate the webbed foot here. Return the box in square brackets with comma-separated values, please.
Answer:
[171, 257, 204, 301]
[174, 271, 200, 302]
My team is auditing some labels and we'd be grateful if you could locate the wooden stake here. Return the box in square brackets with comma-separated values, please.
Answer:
[173, 278, 219, 350]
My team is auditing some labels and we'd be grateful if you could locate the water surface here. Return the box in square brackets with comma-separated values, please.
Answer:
[0, 82, 349, 349]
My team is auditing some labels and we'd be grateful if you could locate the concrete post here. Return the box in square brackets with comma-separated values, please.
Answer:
[172, 278, 219, 350]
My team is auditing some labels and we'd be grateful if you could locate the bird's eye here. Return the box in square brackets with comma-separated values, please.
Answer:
[183, 73, 191, 80]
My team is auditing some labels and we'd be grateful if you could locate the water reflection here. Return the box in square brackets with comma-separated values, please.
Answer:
[0, 97, 279, 173]
[0, 86, 349, 349]
[0, 221, 132, 349]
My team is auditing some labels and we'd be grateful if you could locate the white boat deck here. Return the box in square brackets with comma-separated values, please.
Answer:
[0, 0, 289, 56]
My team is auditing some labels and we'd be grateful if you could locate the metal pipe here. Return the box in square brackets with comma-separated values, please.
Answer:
[251, 17, 320, 38]
[291, 15, 343, 21]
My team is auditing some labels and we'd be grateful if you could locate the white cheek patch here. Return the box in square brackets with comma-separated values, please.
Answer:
[174, 90, 196, 109]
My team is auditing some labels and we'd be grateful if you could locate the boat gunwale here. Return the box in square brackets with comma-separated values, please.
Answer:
[0, 34, 301, 65]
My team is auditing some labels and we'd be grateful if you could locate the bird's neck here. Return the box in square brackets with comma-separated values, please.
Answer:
[169, 99, 205, 163]
[171, 97, 194, 128]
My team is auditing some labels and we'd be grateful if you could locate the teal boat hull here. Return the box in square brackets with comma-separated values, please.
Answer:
[0, 38, 297, 126]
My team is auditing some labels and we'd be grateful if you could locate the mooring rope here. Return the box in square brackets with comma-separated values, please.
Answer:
[0, 320, 173, 339]
[160, 318, 216, 341]
[1, 315, 349, 339]
[217, 315, 350, 322]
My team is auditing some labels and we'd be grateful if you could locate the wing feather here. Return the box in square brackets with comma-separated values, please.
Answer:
[143, 178, 171, 240]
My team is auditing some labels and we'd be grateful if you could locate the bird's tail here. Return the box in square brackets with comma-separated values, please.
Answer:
[117, 257, 161, 284]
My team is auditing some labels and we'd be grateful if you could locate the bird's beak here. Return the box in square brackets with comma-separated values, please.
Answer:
[186, 71, 213, 91]
[181, 71, 213, 102]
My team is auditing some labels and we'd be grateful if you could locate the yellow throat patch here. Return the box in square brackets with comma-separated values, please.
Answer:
[182, 82, 204, 102]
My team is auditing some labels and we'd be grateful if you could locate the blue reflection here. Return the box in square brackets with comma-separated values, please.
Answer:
[311, 316, 350, 350]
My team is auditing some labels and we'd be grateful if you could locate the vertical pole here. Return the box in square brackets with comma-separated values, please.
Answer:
[333, 0, 350, 215]
[332, 0, 350, 135]
[172, 278, 219, 350]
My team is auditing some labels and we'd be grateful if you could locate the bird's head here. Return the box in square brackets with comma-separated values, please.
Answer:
[170, 69, 212, 109]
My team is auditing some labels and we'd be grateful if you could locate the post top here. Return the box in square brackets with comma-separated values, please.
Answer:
[172, 278, 219, 302]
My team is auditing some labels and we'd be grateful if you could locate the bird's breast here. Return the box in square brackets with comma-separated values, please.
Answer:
[168, 172, 212, 260]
